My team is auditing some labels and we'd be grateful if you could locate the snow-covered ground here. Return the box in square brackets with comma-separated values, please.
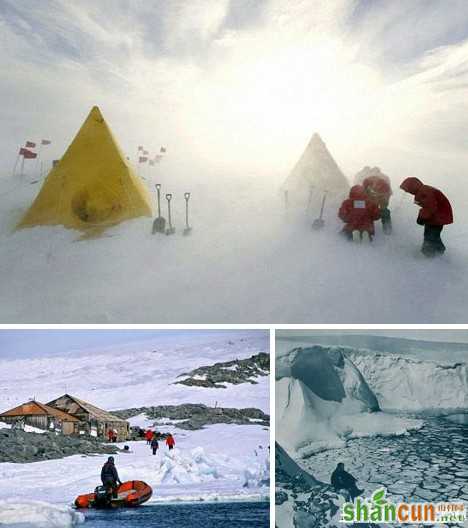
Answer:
[0, 424, 269, 506]
[0, 169, 466, 323]
[0, 331, 269, 413]
[0, 500, 84, 527]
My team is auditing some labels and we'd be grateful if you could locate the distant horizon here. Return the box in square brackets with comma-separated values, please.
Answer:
[276, 329, 468, 345]
[0, 329, 266, 360]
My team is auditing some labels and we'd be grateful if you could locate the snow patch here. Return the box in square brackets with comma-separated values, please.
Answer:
[0, 422, 47, 434]
[0, 424, 269, 505]
[0, 500, 84, 527]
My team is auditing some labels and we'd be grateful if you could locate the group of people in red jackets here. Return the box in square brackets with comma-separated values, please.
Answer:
[145, 429, 176, 455]
[338, 167, 453, 257]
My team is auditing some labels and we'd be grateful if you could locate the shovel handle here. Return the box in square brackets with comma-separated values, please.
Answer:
[166, 193, 172, 201]
[155, 184, 161, 190]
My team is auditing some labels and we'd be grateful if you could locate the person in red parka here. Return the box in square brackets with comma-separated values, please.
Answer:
[145, 429, 154, 445]
[166, 433, 175, 450]
[362, 175, 393, 234]
[107, 429, 114, 442]
[400, 177, 453, 257]
[338, 185, 381, 241]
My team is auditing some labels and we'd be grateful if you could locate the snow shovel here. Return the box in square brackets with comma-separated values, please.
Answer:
[152, 184, 166, 234]
[165, 193, 175, 235]
[183, 192, 192, 236]
[312, 191, 327, 230]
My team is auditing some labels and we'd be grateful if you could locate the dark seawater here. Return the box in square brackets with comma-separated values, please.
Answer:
[81, 501, 269, 528]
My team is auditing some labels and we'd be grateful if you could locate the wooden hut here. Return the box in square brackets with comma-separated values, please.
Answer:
[47, 394, 129, 441]
[0, 400, 79, 434]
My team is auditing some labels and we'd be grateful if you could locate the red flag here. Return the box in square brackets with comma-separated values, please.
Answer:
[139, 156, 148, 163]
[25, 141, 36, 148]
[149, 160, 155, 166]
[160, 146, 166, 153]
[41, 139, 51, 145]
[138, 146, 144, 151]
[19, 147, 37, 159]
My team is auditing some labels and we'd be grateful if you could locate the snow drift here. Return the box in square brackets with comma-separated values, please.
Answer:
[346, 350, 468, 411]
[0, 166, 467, 323]
[0, 500, 84, 528]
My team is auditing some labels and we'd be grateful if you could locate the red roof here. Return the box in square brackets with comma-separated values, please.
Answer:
[0, 400, 79, 421]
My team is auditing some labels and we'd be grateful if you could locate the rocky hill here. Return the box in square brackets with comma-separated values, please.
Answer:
[0, 428, 119, 463]
[175, 352, 269, 388]
[114, 403, 270, 430]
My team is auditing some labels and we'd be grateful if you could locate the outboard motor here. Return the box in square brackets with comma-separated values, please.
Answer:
[94, 486, 111, 508]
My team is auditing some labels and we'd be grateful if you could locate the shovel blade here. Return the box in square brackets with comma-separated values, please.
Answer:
[312, 218, 325, 230]
[152, 217, 166, 234]
[183, 227, 192, 236]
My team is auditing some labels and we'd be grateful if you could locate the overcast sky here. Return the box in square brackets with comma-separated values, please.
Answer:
[1, 0, 468, 187]
[0, 329, 263, 359]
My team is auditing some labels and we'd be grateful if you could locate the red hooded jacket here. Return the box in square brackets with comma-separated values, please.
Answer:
[145, 430, 154, 441]
[338, 185, 381, 234]
[400, 178, 453, 226]
[362, 175, 392, 207]
[166, 435, 175, 448]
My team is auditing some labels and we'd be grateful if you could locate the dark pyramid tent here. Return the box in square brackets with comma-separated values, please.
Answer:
[283, 133, 349, 205]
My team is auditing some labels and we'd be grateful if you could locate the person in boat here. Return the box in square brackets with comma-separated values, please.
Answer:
[151, 436, 159, 455]
[331, 462, 363, 501]
[166, 433, 175, 450]
[101, 456, 122, 498]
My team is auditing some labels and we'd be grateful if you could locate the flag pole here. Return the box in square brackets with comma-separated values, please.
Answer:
[12, 153, 20, 177]
[36, 143, 43, 177]
[20, 154, 25, 177]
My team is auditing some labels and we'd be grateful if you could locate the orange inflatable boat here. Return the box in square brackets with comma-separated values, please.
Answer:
[75, 480, 152, 509]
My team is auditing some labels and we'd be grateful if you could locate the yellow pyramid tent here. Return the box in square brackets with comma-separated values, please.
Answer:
[18, 106, 152, 230]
